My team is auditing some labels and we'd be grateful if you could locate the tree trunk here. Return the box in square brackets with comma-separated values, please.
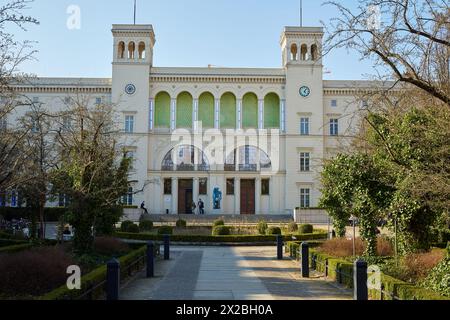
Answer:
[72, 194, 94, 254]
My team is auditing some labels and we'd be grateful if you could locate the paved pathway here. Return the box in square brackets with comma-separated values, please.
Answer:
[120, 246, 352, 300]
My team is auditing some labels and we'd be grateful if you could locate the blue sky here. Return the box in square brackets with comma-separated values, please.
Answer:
[11, 0, 374, 80]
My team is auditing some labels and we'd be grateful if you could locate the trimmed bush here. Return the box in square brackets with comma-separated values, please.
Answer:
[0, 207, 68, 222]
[157, 226, 174, 235]
[120, 220, 134, 232]
[93, 237, 129, 256]
[212, 226, 231, 236]
[267, 227, 282, 235]
[298, 224, 314, 234]
[213, 219, 225, 227]
[257, 221, 268, 235]
[0, 246, 75, 298]
[176, 219, 187, 228]
[116, 231, 328, 243]
[126, 224, 140, 234]
[287, 222, 298, 233]
[139, 220, 153, 232]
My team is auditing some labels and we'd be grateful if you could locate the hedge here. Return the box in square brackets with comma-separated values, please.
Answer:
[0, 243, 34, 254]
[0, 207, 69, 222]
[39, 245, 149, 300]
[285, 244, 450, 300]
[115, 232, 328, 243]
[0, 239, 27, 248]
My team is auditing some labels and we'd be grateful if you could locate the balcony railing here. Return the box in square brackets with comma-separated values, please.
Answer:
[239, 164, 258, 172]
[176, 164, 195, 171]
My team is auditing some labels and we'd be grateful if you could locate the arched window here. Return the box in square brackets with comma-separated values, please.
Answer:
[311, 44, 319, 61]
[162, 145, 210, 171]
[264, 93, 280, 129]
[290, 44, 298, 61]
[118, 41, 125, 59]
[176, 92, 193, 128]
[300, 44, 308, 61]
[198, 92, 214, 128]
[128, 42, 136, 59]
[242, 93, 258, 129]
[138, 42, 146, 59]
[225, 146, 272, 172]
[220, 92, 236, 129]
[155, 92, 171, 129]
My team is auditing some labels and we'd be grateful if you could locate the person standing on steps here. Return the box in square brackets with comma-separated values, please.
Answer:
[140, 201, 149, 214]
[198, 199, 205, 215]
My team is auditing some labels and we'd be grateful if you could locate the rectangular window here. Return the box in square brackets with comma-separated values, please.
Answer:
[122, 187, 133, 206]
[300, 152, 311, 172]
[330, 119, 339, 136]
[31, 119, 39, 133]
[125, 115, 134, 133]
[199, 178, 208, 195]
[0, 117, 7, 131]
[331, 99, 338, 107]
[261, 179, 270, 195]
[300, 118, 310, 136]
[300, 188, 310, 208]
[226, 179, 235, 195]
[95, 97, 102, 105]
[32, 97, 39, 103]
[164, 179, 172, 195]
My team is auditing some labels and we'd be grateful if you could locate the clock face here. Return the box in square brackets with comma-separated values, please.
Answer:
[125, 84, 136, 95]
[299, 86, 311, 97]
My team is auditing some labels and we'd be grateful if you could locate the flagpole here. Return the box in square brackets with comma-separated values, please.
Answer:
[134, 0, 136, 25]
[300, 0, 303, 27]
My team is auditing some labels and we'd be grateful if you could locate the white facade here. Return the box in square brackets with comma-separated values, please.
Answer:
[7, 24, 373, 215]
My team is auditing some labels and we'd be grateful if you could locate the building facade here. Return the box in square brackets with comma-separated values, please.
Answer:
[6, 24, 372, 216]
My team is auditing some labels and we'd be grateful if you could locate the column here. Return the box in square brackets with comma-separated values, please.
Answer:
[193, 98, 199, 131]
[193, 177, 199, 212]
[149, 98, 154, 131]
[170, 98, 176, 131]
[258, 99, 264, 130]
[171, 178, 178, 214]
[237, 99, 242, 130]
[214, 98, 220, 129]
[234, 178, 240, 215]
[255, 177, 261, 215]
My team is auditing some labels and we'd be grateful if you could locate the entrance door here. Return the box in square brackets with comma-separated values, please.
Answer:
[240, 179, 255, 215]
[178, 179, 193, 214]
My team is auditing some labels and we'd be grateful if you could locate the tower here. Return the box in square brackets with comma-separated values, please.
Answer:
[111, 24, 156, 206]
[280, 27, 325, 211]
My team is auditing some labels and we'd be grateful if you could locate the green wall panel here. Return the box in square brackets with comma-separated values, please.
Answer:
[264, 93, 280, 129]
[220, 92, 236, 129]
[198, 92, 215, 128]
[176, 92, 193, 128]
[242, 93, 258, 129]
[155, 92, 171, 128]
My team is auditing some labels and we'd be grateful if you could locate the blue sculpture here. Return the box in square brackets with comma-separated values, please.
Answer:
[213, 187, 222, 210]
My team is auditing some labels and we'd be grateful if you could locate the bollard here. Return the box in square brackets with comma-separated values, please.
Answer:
[146, 241, 154, 278]
[353, 259, 368, 300]
[106, 258, 120, 301]
[163, 234, 170, 260]
[301, 242, 309, 278]
[325, 259, 329, 278]
[276, 235, 283, 260]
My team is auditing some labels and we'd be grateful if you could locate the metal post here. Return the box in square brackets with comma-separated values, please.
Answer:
[301, 242, 309, 278]
[325, 259, 329, 278]
[352, 217, 356, 258]
[146, 241, 154, 278]
[353, 259, 368, 300]
[163, 234, 170, 260]
[277, 235, 283, 260]
[106, 258, 120, 301]
[394, 218, 399, 267]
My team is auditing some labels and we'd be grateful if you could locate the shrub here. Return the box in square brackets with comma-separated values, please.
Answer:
[212, 226, 231, 236]
[176, 219, 187, 228]
[213, 219, 225, 227]
[126, 224, 140, 234]
[93, 237, 129, 256]
[421, 256, 450, 297]
[0, 246, 75, 298]
[318, 237, 394, 258]
[157, 226, 173, 235]
[139, 220, 153, 232]
[298, 224, 313, 234]
[120, 220, 134, 232]
[401, 249, 445, 282]
[267, 227, 282, 235]
[287, 222, 298, 233]
[257, 221, 268, 235]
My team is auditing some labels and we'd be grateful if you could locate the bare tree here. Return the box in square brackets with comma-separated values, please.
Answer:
[323, 0, 450, 106]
